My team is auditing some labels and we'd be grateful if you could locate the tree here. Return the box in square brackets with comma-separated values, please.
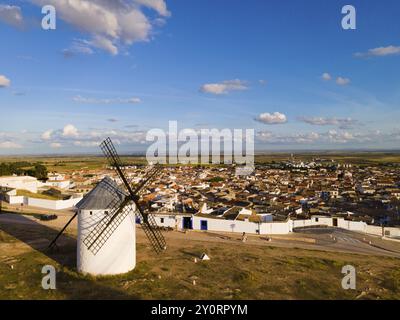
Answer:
[33, 164, 48, 181]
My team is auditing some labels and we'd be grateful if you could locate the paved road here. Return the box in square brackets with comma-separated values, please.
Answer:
[294, 227, 400, 258]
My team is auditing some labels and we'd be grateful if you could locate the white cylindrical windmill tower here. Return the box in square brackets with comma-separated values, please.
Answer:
[75, 176, 136, 275]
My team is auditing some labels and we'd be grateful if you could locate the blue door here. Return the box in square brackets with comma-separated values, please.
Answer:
[200, 220, 208, 231]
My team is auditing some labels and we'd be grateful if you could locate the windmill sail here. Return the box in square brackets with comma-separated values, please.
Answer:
[83, 137, 166, 255]
[48, 212, 77, 249]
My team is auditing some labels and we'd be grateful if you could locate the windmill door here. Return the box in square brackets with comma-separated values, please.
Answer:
[200, 220, 208, 231]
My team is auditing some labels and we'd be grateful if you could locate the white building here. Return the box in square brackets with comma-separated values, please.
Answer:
[0, 176, 39, 193]
[43, 173, 72, 189]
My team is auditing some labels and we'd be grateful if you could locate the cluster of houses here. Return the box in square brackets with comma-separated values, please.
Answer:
[1, 157, 400, 239]
[0, 174, 82, 210]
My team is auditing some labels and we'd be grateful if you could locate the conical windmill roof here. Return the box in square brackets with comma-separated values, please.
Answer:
[76, 176, 127, 210]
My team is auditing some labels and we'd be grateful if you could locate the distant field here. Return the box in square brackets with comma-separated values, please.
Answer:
[1, 152, 400, 171]
[0, 156, 148, 172]
[254, 152, 400, 165]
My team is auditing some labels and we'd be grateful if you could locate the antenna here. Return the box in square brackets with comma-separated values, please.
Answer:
[83, 137, 166, 255]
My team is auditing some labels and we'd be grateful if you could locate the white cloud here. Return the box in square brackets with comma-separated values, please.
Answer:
[0, 75, 11, 87]
[299, 117, 358, 129]
[336, 77, 350, 86]
[30, 0, 169, 55]
[89, 35, 119, 55]
[200, 79, 248, 95]
[40, 125, 148, 149]
[256, 131, 319, 144]
[255, 129, 385, 145]
[255, 112, 287, 125]
[355, 45, 400, 58]
[62, 124, 79, 138]
[0, 141, 22, 149]
[327, 130, 354, 143]
[135, 0, 171, 17]
[63, 39, 94, 58]
[73, 95, 141, 104]
[322, 73, 331, 81]
[50, 142, 62, 148]
[0, 5, 23, 27]
[41, 129, 53, 140]
[73, 141, 100, 147]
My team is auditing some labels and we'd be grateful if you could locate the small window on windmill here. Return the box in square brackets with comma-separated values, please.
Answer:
[160, 218, 165, 224]
[105, 211, 109, 215]
[90, 211, 93, 215]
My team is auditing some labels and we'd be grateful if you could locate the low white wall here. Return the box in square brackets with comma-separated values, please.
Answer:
[338, 219, 367, 232]
[5, 195, 82, 210]
[366, 225, 400, 238]
[27, 197, 83, 210]
[292, 219, 314, 228]
[5, 195, 25, 205]
[292, 217, 333, 228]
[385, 228, 400, 238]
[260, 220, 292, 234]
[365, 225, 384, 237]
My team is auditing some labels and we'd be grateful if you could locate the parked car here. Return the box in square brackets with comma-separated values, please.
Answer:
[40, 214, 58, 221]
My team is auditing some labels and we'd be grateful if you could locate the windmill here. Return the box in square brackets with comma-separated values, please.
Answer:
[48, 137, 166, 275]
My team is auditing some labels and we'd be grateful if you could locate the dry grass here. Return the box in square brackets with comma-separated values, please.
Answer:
[0, 222, 399, 300]
[16, 190, 63, 201]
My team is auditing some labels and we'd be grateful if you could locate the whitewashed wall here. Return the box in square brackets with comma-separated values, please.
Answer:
[337, 219, 367, 232]
[312, 216, 333, 226]
[5, 194, 24, 205]
[193, 216, 261, 234]
[365, 225, 400, 238]
[5, 195, 82, 210]
[292, 219, 314, 228]
[385, 228, 400, 237]
[260, 220, 292, 234]
[152, 215, 177, 229]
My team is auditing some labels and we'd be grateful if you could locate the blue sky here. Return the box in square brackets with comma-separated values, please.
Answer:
[0, 0, 399, 154]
